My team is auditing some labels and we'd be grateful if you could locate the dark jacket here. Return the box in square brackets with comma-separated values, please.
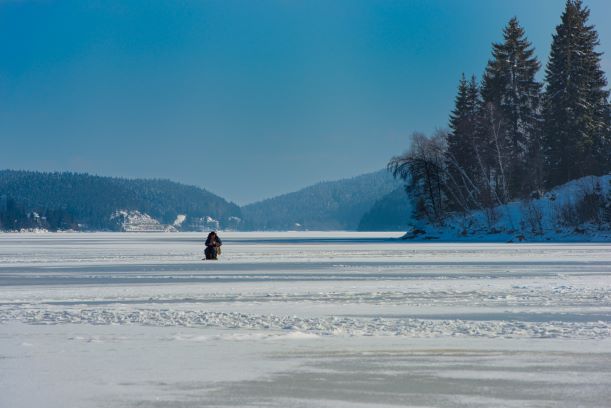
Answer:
[205, 235, 222, 247]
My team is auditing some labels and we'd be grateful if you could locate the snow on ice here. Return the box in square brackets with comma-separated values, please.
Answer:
[0, 232, 610, 407]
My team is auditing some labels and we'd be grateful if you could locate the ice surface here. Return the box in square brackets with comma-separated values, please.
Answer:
[0, 232, 610, 407]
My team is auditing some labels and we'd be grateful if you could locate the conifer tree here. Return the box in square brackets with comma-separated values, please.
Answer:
[543, 0, 611, 187]
[447, 74, 471, 159]
[480, 17, 542, 197]
[446, 74, 481, 210]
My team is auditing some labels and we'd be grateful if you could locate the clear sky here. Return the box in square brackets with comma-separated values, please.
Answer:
[1, 0, 610, 204]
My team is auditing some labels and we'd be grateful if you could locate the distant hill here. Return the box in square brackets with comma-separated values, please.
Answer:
[357, 187, 413, 231]
[241, 170, 402, 230]
[0, 170, 241, 231]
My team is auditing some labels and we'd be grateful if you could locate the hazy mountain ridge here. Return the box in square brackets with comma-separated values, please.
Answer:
[357, 187, 414, 231]
[0, 169, 406, 232]
[0, 170, 241, 231]
[241, 170, 403, 230]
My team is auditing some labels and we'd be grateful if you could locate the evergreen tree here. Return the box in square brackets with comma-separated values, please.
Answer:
[480, 17, 542, 197]
[543, 0, 611, 187]
[446, 74, 481, 211]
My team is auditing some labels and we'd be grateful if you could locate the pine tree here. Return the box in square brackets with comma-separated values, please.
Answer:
[447, 74, 471, 161]
[446, 74, 481, 211]
[543, 0, 611, 187]
[480, 17, 542, 197]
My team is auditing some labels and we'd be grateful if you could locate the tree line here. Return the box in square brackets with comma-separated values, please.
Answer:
[389, 0, 610, 224]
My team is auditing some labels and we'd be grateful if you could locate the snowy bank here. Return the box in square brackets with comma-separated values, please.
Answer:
[403, 175, 611, 242]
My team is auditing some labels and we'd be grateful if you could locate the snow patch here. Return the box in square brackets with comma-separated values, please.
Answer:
[110, 210, 177, 232]
[173, 214, 187, 228]
[3, 309, 608, 340]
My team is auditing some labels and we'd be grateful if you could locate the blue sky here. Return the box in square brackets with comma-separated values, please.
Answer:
[1, 0, 610, 204]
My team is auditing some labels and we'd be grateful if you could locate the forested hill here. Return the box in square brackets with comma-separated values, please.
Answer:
[357, 187, 413, 231]
[241, 170, 402, 230]
[0, 170, 241, 231]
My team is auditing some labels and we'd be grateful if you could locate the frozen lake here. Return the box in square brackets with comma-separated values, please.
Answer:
[1, 232, 610, 407]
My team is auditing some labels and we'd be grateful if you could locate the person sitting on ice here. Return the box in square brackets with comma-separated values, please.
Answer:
[204, 231, 222, 260]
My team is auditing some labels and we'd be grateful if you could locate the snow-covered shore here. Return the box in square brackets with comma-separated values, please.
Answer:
[403, 175, 611, 242]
